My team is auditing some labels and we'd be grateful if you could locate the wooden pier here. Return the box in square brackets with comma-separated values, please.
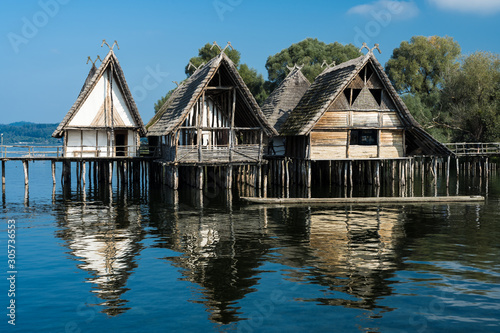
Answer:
[1, 142, 498, 202]
[0, 144, 157, 190]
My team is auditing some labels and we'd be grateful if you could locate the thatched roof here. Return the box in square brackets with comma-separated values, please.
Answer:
[280, 53, 452, 156]
[261, 65, 310, 133]
[52, 50, 146, 138]
[146, 52, 276, 137]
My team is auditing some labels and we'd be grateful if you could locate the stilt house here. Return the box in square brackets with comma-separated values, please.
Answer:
[146, 51, 276, 165]
[261, 65, 310, 156]
[52, 49, 146, 157]
[279, 50, 451, 160]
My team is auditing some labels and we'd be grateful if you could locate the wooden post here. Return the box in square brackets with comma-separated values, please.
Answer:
[197, 166, 203, 190]
[485, 157, 489, 179]
[226, 166, 232, 189]
[344, 161, 348, 187]
[109, 161, 113, 184]
[263, 165, 268, 198]
[375, 161, 380, 187]
[173, 166, 179, 190]
[229, 88, 236, 163]
[23, 160, 29, 186]
[306, 160, 311, 188]
[446, 156, 450, 188]
[82, 161, 86, 187]
[63, 160, 71, 187]
[349, 160, 353, 188]
[257, 165, 262, 193]
[123, 161, 128, 187]
[2, 160, 5, 186]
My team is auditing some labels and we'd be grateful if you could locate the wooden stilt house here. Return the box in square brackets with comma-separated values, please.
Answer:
[146, 51, 276, 165]
[279, 50, 451, 161]
[261, 65, 310, 156]
[52, 49, 146, 157]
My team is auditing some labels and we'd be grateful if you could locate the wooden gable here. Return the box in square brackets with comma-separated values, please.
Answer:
[313, 61, 403, 131]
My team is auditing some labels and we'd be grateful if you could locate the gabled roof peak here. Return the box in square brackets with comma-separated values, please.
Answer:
[359, 42, 381, 56]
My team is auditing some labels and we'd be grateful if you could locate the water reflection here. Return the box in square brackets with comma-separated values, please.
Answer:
[148, 195, 272, 324]
[259, 205, 405, 311]
[54, 191, 145, 316]
[49, 177, 496, 327]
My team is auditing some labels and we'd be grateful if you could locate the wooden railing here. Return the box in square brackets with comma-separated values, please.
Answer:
[0, 145, 160, 159]
[164, 144, 263, 163]
[443, 143, 500, 156]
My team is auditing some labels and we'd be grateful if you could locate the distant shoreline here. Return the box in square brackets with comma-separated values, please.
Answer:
[0, 122, 59, 145]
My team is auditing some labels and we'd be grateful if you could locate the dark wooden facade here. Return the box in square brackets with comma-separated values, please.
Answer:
[147, 52, 276, 166]
[280, 52, 451, 161]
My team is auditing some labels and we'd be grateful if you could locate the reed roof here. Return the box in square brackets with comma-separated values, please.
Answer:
[52, 50, 146, 138]
[146, 52, 276, 137]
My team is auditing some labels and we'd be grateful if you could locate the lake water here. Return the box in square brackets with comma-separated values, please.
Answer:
[1, 160, 500, 332]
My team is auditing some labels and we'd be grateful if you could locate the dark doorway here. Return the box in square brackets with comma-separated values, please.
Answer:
[115, 131, 127, 156]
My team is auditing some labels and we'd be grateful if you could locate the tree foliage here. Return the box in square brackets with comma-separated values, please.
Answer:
[441, 52, 500, 142]
[154, 43, 267, 113]
[386, 36, 461, 97]
[0, 122, 59, 144]
[385, 36, 461, 138]
[265, 38, 361, 90]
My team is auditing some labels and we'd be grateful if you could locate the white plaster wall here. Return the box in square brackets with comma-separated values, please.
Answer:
[68, 76, 105, 126]
[111, 76, 135, 126]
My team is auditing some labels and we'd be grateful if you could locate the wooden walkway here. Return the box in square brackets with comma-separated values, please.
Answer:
[0, 144, 158, 161]
[443, 143, 500, 157]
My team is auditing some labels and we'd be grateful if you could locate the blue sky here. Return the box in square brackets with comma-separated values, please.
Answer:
[0, 0, 499, 125]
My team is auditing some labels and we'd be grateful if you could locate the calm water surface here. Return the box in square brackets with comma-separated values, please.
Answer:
[1, 160, 500, 332]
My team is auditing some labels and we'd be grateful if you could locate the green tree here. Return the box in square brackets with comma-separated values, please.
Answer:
[441, 52, 500, 142]
[385, 36, 461, 137]
[386, 36, 461, 96]
[154, 43, 267, 113]
[185, 43, 241, 76]
[265, 38, 361, 90]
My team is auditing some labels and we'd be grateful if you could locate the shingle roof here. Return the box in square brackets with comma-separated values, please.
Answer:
[280, 53, 451, 156]
[146, 52, 276, 137]
[261, 66, 310, 133]
[52, 50, 146, 138]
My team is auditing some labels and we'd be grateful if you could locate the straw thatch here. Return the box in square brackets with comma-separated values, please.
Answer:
[146, 52, 276, 137]
[52, 50, 146, 138]
[260, 65, 310, 133]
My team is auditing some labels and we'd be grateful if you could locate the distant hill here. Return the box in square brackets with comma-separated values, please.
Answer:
[0, 122, 60, 144]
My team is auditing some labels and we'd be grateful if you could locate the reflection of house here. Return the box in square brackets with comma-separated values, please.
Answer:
[261, 65, 310, 156]
[279, 51, 451, 160]
[262, 205, 405, 310]
[146, 50, 276, 165]
[148, 201, 271, 324]
[52, 48, 146, 157]
[56, 203, 144, 316]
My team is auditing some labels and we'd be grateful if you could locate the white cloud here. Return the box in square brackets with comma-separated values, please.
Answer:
[348, 1, 420, 20]
[428, 0, 500, 14]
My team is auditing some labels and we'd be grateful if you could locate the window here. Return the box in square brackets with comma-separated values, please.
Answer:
[343, 88, 362, 106]
[350, 129, 378, 145]
[369, 89, 382, 105]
